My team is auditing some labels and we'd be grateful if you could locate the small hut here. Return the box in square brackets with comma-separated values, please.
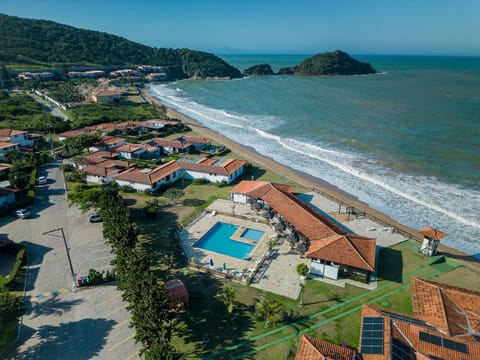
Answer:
[163, 278, 189, 310]
[419, 226, 448, 257]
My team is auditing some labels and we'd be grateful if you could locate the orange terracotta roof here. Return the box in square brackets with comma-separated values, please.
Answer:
[418, 226, 448, 240]
[307, 234, 376, 271]
[59, 129, 91, 138]
[230, 180, 272, 196]
[181, 136, 212, 144]
[179, 158, 247, 176]
[295, 335, 357, 360]
[0, 129, 27, 137]
[113, 160, 179, 185]
[0, 163, 11, 171]
[94, 136, 125, 146]
[0, 141, 18, 149]
[150, 138, 191, 149]
[411, 276, 480, 336]
[114, 143, 144, 153]
[86, 151, 119, 160]
[83, 165, 121, 177]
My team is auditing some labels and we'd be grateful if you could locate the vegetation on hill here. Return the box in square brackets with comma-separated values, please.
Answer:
[243, 64, 274, 76]
[278, 50, 377, 76]
[0, 13, 242, 79]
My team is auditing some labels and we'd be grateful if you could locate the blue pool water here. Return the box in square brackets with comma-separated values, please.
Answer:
[194, 222, 255, 259]
[240, 228, 265, 242]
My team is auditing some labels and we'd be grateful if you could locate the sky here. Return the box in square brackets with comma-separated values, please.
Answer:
[1, 0, 480, 56]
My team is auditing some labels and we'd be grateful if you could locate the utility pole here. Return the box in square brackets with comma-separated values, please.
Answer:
[43, 228, 76, 290]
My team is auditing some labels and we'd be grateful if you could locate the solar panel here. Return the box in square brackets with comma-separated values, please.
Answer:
[419, 331, 469, 355]
[361, 317, 384, 355]
[392, 338, 414, 360]
[381, 310, 432, 328]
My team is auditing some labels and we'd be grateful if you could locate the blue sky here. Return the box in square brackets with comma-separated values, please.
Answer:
[1, 0, 479, 56]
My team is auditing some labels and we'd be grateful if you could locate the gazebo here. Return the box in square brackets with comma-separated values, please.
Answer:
[419, 226, 448, 257]
[163, 278, 189, 310]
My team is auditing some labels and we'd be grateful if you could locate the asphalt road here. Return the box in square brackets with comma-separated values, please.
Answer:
[2, 163, 140, 359]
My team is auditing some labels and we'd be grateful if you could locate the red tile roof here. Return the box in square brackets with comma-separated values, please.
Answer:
[0, 141, 18, 149]
[0, 129, 27, 137]
[178, 158, 247, 176]
[418, 226, 448, 240]
[307, 234, 376, 272]
[181, 136, 212, 145]
[94, 136, 125, 147]
[150, 138, 191, 150]
[83, 165, 121, 177]
[295, 335, 357, 360]
[113, 160, 179, 185]
[59, 129, 92, 138]
[411, 276, 480, 337]
[114, 143, 144, 153]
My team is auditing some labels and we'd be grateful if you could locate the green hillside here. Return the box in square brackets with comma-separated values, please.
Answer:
[0, 13, 242, 79]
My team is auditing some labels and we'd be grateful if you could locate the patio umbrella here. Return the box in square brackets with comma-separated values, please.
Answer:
[274, 222, 285, 232]
[210, 258, 214, 268]
[253, 202, 262, 210]
[223, 262, 227, 271]
[262, 211, 272, 219]
[286, 233, 298, 244]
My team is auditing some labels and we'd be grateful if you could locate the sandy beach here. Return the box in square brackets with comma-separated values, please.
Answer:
[141, 87, 480, 273]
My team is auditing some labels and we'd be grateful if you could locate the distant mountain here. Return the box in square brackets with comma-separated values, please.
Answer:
[0, 13, 242, 79]
[243, 64, 274, 76]
[279, 50, 377, 76]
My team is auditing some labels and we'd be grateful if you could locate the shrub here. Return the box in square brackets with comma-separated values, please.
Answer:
[143, 188, 152, 196]
[62, 163, 75, 172]
[0, 245, 26, 287]
[143, 205, 157, 218]
[296, 263, 309, 277]
[214, 180, 228, 188]
[120, 185, 136, 193]
[192, 178, 210, 185]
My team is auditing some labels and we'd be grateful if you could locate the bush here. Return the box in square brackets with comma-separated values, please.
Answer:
[296, 263, 309, 277]
[120, 185, 136, 193]
[143, 188, 152, 196]
[0, 245, 26, 287]
[62, 163, 75, 172]
[215, 180, 228, 188]
[192, 178, 210, 185]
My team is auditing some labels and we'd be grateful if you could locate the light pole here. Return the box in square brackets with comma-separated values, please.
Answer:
[43, 228, 77, 290]
[299, 277, 306, 307]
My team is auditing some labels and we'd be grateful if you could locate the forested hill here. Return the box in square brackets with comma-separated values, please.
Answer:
[0, 13, 242, 79]
[279, 50, 377, 76]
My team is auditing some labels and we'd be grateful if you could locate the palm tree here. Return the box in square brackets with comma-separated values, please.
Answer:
[255, 296, 283, 328]
[218, 285, 236, 314]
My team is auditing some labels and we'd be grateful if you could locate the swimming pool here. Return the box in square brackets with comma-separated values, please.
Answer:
[194, 222, 256, 259]
[240, 228, 265, 242]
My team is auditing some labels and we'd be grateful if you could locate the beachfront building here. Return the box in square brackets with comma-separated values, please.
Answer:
[419, 225, 448, 257]
[358, 276, 480, 359]
[140, 119, 179, 132]
[230, 180, 377, 283]
[148, 138, 192, 155]
[82, 159, 133, 184]
[113, 143, 160, 160]
[91, 88, 124, 103]
[68, 70, 105, 79]
[113, 160, 180, 192]
[179, 136, 212, 152]
[178, 158, 247, 184]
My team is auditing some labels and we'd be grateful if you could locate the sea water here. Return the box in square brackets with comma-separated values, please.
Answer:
[149, 55, 480, 257]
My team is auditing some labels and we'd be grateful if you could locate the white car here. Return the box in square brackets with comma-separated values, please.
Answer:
[15, 209, 31, 219]
[37, 176, 48, 185]
[88, 213, 102, 223]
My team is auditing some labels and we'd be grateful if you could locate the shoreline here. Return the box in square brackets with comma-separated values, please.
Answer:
[141, 86, 480, 272]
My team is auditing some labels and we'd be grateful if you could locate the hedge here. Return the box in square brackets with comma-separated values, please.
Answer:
[0, 245, 26, 287]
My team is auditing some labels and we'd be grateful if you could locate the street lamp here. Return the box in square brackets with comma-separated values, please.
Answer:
[43, 228, 77, 290]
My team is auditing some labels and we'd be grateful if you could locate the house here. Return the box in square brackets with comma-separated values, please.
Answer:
[113, 160, 180, 192]
[178, 158, 247, 184]
[145, 73, 167, 82]
[0, 163, 11, 177]
[18, 72, 55, 81]
[0, 188, 16, 207]
[89, 136, 126, 152]
[140, 119, 179, 132]
[148, 138, 192, 155]
[0, 141, 19, 159]
[77, 151, 120, 168]
[419, 226, 447, 257]
[163, 278, 189, 309]
[230, 180, 376, 283]
[113, 143, 146, 160]
[0, 129, 34, 147]
[295, 335, 358, 360]
[177, 136, 212, 152]
[68, 70, 105, 79]
[138, 65, 166, 73]
[91, 88, 124, 103]
[358, 277, 480, 359]
[83, 159, 133, 184]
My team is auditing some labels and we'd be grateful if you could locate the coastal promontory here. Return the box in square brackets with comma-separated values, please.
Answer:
[0, 13, 242, 80]
[279, 50, 377, 76]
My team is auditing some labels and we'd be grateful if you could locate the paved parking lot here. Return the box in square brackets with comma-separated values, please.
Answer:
[2, 163, 140, 359]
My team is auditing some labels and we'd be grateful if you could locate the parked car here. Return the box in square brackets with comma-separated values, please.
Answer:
[87, 213, 102, 223]
[15, 209, 31, 219]
[37, 176, 48, 185]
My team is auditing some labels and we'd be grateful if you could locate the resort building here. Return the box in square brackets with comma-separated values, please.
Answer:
[68, 70, 105, 79]
[113, 160, 181, 192]
[230, 181, 377, 283]
[91, 88, 124, 103]
[295, 335, 358, 360]
[178, 158, 247, 184]
[148, 138, 192, 155]
[179, 136, 212, 152]
[89, 136, 126, 152]
[358, 276, 480, 359]
[82, 159, 133, 184]
[140, 119, 179, 132]
[113, 143, 159, 160]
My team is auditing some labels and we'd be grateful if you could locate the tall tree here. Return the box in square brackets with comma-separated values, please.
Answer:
[217, 285, 236, 314]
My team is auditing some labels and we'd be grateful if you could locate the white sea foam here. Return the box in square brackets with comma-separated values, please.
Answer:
[149, 83, 480, 255]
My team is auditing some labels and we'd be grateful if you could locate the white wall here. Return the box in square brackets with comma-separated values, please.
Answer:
[232, 193, 247, 204]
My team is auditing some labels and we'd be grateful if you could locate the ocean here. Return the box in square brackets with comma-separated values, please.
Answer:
[149, 54, 480, 257]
